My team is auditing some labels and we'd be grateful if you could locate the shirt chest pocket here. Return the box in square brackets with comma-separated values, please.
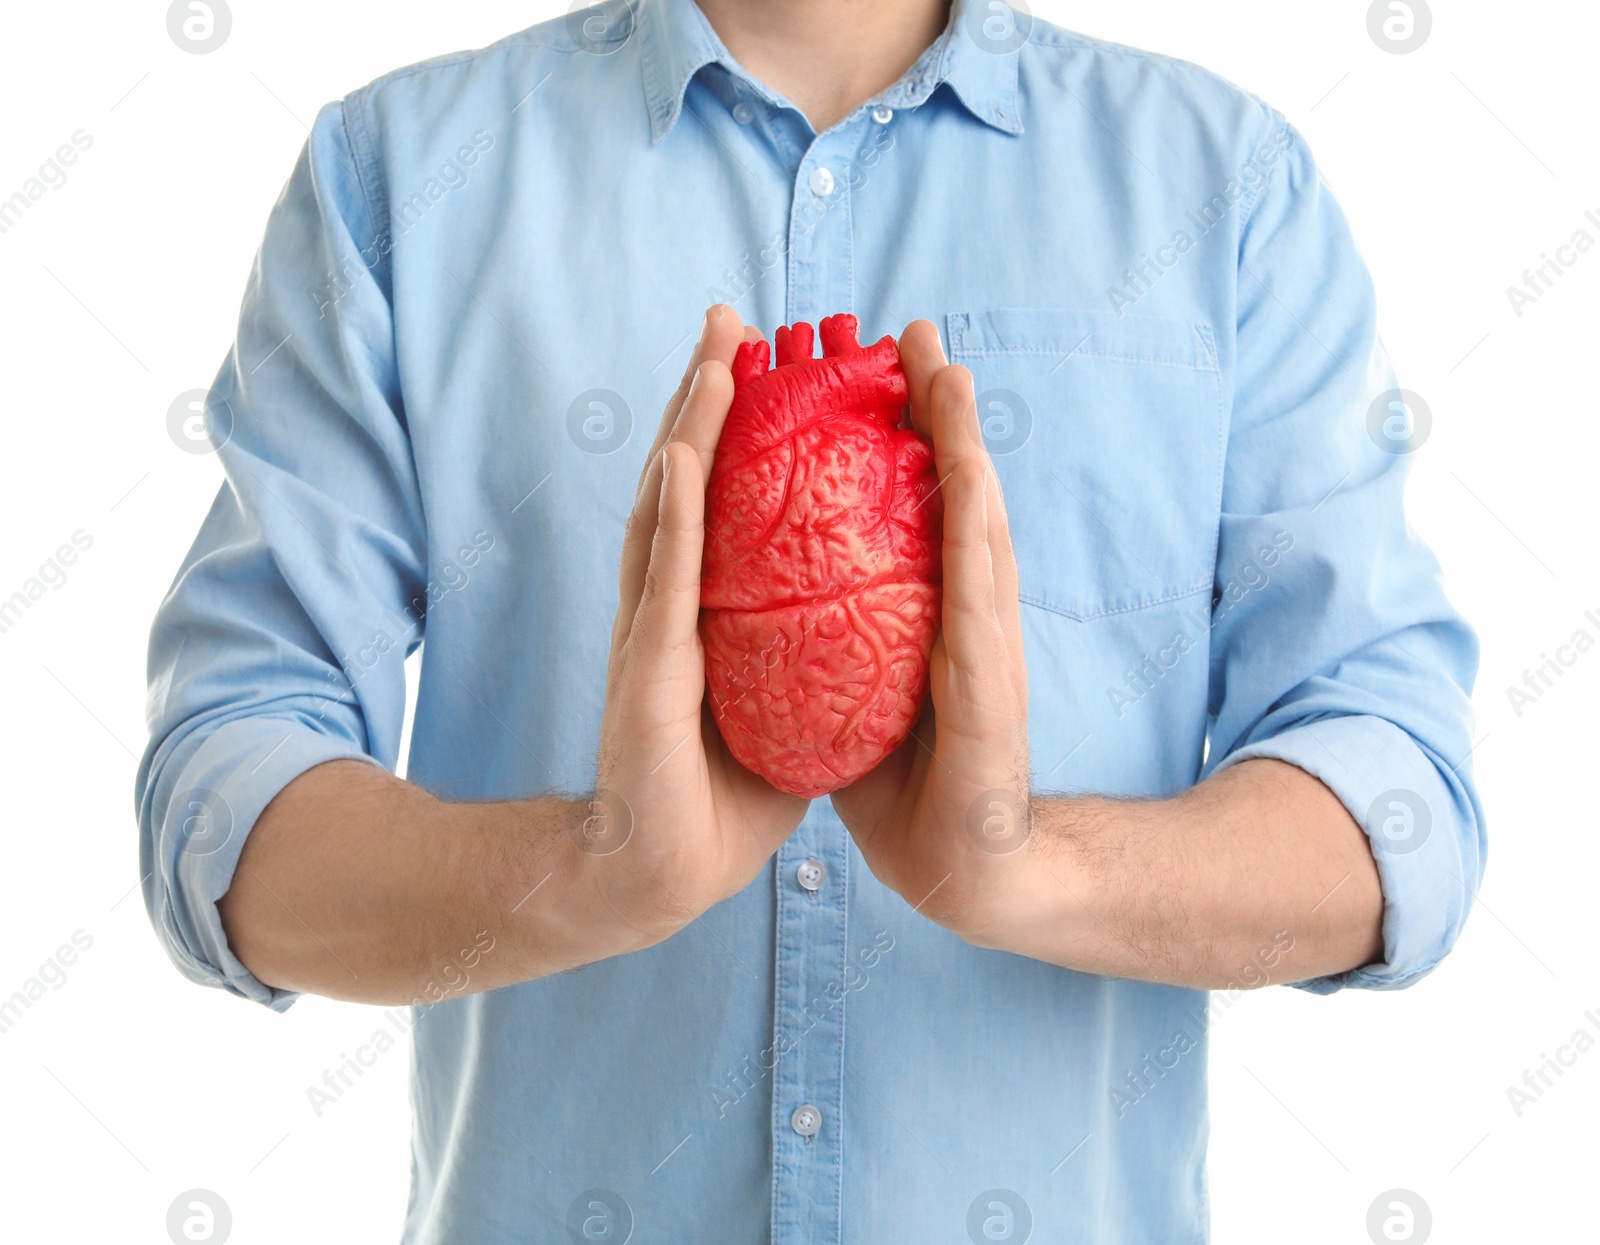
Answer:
[947, 309, 1226, 622]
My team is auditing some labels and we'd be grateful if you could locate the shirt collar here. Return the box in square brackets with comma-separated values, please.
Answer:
[639, 0, 1023, 143]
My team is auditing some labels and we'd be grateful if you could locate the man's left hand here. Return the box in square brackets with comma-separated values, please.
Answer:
[830, 320, 1040, 947]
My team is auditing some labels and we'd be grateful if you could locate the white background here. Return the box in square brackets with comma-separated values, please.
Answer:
[0, 1, 1593, 1241]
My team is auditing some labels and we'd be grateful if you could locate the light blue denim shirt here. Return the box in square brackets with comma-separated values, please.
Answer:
[138, 1, 1484, 1240]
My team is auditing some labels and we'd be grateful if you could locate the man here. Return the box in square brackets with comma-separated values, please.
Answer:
[138, 0, 1483, 1239]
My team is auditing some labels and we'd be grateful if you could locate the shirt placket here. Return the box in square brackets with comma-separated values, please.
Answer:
[767, 118, 862, 1245]
[770, 809, 850, 1245]
[784, 127, 856, 329]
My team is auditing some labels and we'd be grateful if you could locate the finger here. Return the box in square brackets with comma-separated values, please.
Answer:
[668, 358, 737, 480]
[617, 306, 740, 644]
[614, 460, 662, 656]
[928, 363, 989, 482]
[634, 305, 746, 500]
[928, 365, 1025, 684]
[929, 365, 1000, 673]
[939, 455, 1003, 677]
[630, 440, 708, 656]
[897, 319, 947, 438]
[982, 457, 1025, 669]
[617, 365, 721, 633]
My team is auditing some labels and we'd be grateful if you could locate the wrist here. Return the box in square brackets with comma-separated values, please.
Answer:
[514, 792, 696, 973]
[958, 797, 1112, 962]
[499, 796, 628, 976]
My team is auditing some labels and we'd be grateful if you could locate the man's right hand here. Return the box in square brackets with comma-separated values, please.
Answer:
[565, 304, 810, 958]
[220, 306, 805, 1004]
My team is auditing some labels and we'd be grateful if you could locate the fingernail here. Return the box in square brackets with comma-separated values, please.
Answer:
[700, 305, 724, 346]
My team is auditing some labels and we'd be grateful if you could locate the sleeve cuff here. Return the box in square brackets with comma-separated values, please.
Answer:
[149, 718, 380, 1010]
[1211, 714, 1479, 994]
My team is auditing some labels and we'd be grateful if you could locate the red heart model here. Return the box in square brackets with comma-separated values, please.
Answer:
[700, 314, 944, 798]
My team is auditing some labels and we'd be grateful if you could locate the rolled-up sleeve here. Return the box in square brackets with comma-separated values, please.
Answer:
[1202, 114, 1486, 993]
[136, 99, 424, 1009]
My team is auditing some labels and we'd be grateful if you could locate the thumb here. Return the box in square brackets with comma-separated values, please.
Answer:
[629, 440, 708, 657]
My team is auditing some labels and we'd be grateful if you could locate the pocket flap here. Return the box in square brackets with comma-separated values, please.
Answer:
[948, 308, 1225, 621]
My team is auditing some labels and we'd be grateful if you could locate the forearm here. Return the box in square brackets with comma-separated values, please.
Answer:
[214, 313, 810, 1007]
[992, 759, 1384, 989]
[218, 760, 600, 1004]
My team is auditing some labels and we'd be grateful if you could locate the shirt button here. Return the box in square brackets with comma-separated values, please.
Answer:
[809, 166, 835, 197]
[791, 1104, 822, 1137]
[796, 859, 828, 892]
[732, 101, 755, 125]
[871, 106, 893, 125]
